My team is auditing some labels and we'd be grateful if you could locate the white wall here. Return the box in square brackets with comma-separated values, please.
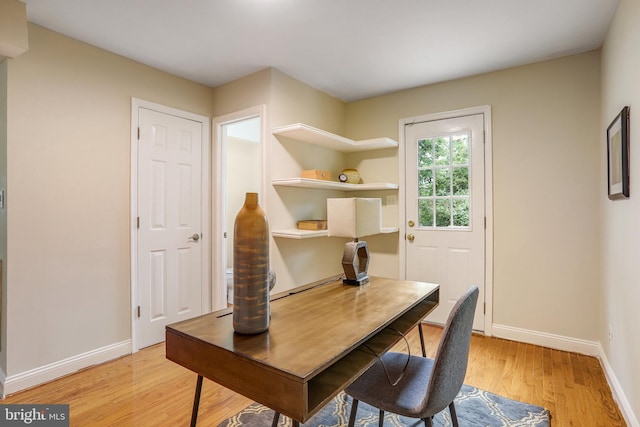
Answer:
[601, 0, 640, 422]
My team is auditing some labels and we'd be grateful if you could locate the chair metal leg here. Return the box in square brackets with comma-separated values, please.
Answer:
[424, 416, 433, 427]
[449, 402, 459, 427]
[348, 399, 359, 427]
[418, 323, 426, 357]
[190, 375, 203, 427]
[378, 409, 385, 427]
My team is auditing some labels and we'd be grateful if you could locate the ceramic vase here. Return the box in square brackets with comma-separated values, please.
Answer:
[233, 192, 270, 334]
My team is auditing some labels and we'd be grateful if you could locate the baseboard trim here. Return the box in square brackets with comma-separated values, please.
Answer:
[491, 323, 600, 356]
[0, 367, 6, 398]
[598, 343, 640, 427]
[2, 340, 131, 397]
[492, 324, 638, 426]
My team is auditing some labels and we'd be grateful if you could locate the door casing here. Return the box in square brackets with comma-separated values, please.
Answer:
[130, 98, 211, 352]
[399, 105, 493, 336]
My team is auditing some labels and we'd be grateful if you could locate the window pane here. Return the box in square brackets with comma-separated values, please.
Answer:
[435, 199, 451, 227]
[435, 137, 450, 166]
[419, 199, 434, 227]
[452, 167, 469, 195]
[418, 139, 433, 168]
[418, 169, 433, 197]
[435, 168, 450, 196]
[453, 198, 470, 227]
[415, 132, 472, 230]
[452, 134, 469, 165]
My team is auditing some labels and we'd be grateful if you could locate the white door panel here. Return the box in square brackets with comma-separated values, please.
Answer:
[405, 114, 485, 330]
[138, 108, 203, 348]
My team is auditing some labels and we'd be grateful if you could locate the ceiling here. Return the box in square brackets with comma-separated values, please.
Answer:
[22, 0, 619, 102]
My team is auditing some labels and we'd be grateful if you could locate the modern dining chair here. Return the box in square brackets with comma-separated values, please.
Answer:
[345, 286, 479, 427]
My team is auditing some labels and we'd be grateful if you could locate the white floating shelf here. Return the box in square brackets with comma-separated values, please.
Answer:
[272, 227, 399, 239]
[272, 123, 398, 152]
[272, 178, 398, 191]
[272, 229, 329, 239]
[380, 227, 400, 234]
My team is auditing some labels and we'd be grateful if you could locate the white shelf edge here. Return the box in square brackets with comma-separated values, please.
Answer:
[272, 229, 329, 239]
[272, 123, 398, 152]
[272, 178, 398, 191]
[380, 227, 400, 234]
[272, 227, 399, 239]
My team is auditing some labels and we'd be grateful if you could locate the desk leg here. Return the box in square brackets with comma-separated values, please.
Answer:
[190, 375, 204, 427]
[418, 323, 426, 357]
[272, 412, 299, 427]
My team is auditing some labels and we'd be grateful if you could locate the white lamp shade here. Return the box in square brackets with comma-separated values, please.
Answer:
[327, 198, 382, 238]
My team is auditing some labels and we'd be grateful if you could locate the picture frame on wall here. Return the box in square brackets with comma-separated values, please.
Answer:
[607, 106, 630, 200]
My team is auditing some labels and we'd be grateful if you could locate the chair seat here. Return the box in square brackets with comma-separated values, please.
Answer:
[346, 352, 435, 418]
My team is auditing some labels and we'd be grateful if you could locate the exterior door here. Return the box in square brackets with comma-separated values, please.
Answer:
[137, 107, 204, 348]
[404, 113, 485, 331]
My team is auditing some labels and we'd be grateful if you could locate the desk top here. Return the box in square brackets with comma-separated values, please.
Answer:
[166, 275, 439, 422]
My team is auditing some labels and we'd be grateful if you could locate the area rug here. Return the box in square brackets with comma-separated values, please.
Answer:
[219, 384, 550, 426]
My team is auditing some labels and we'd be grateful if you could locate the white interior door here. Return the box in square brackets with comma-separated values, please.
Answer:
[137, 107, 204, 348]
[404, 113, 485, 331]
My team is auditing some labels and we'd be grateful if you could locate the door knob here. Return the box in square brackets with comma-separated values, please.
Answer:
[407, 234, 415, 242]
[188, 233, 200, 242]
[408, 220, 415, 227]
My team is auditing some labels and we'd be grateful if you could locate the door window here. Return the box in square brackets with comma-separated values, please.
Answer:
[417, 133, 470, 228]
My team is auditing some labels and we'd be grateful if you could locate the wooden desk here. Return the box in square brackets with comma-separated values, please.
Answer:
[166, 275, 439, 425]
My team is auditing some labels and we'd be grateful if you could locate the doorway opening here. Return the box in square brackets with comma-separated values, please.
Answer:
[212, 106, 266, 311]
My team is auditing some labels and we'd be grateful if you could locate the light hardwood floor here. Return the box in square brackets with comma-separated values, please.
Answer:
[3, 324, 626, 426]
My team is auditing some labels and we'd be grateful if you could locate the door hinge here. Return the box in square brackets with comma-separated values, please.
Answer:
[137, 127, 140, 140]
[137, 217, 140, 229]
[483, 302, 486, 315]
[484, 217, 486, 229]
[137, 306, 141, 318]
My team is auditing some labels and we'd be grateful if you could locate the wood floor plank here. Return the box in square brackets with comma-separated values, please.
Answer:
[2, 324, 626, 426]
[541, 346, 557, 416]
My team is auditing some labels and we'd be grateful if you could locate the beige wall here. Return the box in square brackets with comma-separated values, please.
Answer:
[346, 51, 603, 341]
[3, 16, 635, 421]
[5, 24, 213, 377]
[212, 68, 271, 117]
[601, 0, 640, 421]
[0, 59, 7, 371]
[0, 0, 28, 59]
[267, 70, 348, 290]
[212, 68, 401, 291]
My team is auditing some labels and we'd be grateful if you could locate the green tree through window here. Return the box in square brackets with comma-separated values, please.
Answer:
[417, 133, 470, 228]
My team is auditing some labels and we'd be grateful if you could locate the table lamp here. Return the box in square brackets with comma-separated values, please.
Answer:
[327, 198, 382, 286]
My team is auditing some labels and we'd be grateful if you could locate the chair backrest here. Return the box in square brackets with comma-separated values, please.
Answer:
[422, 286, 479, 416]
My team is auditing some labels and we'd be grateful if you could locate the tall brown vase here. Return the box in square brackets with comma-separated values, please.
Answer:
[233, 192, 270, 334]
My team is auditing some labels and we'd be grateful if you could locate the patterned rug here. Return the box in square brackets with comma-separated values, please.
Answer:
[219, 384, 550, 426]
